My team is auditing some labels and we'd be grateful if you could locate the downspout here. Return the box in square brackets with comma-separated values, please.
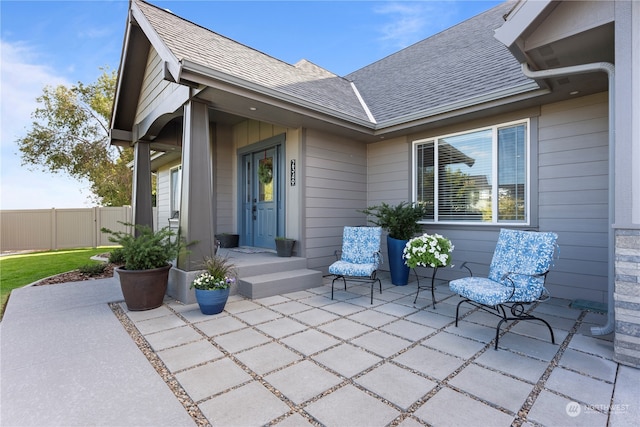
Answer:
[521, 62, 615, 335]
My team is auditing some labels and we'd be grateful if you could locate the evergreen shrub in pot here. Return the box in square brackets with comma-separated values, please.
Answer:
[361, 202, 428, 285]
[102, 223, 183, 311]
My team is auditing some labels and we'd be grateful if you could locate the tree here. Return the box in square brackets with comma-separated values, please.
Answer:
[17, 68, 133, 206]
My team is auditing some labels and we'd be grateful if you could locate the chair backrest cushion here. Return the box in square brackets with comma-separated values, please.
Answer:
[488, 229, 558, 301]
[341, 226, 382, 265]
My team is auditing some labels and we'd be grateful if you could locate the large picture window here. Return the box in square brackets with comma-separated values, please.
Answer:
[413, 120, 529, 224]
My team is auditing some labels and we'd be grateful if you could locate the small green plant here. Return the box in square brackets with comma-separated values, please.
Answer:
[101, 223, 184, 270]
[190, 255, 237, 290]
[78, 263, 107, 276]
[108, 247, 126, 265]
[361, 201, 429, 240]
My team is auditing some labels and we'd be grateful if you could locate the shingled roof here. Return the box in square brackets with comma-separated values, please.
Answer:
[346, 1, 537, 124]
[132, 0, 537, 129]
[134, 0, 371, 123]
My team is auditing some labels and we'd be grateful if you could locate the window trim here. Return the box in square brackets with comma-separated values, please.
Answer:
[411, 118, 531, 226]
[170, 165, 182, 217]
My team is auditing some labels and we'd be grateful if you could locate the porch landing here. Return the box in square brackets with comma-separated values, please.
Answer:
[218, 248, 323, 299]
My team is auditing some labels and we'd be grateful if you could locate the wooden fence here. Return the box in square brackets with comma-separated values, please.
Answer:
[0, 207, 136, 252]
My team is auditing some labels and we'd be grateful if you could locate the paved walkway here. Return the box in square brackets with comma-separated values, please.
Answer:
[1, 275, 639, 426]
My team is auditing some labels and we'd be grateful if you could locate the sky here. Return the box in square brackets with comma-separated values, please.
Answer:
[0, 0, 503, 209]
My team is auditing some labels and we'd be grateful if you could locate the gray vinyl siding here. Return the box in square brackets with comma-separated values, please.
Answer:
[214, 124, 235, 234]
[304, 129, 368, 272]
[360, 92, 609, 303]
[537, 92, 609, 303]
[135, 47, 182, 124]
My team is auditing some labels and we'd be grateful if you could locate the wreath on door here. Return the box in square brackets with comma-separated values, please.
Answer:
[258, 158, 273, 185]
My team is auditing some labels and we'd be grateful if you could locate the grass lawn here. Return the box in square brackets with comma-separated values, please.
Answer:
[0, 247, 112, 316]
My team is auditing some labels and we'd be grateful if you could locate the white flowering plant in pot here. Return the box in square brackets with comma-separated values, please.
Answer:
[403, 233, 454, 269]
[190, 255, 236, 290]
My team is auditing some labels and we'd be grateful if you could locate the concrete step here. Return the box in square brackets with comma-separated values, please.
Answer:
[237, 269, 323, 299]
[234, 256, 308, 277]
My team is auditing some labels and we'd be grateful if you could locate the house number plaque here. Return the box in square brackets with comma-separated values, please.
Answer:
[290, 159, 296, 186]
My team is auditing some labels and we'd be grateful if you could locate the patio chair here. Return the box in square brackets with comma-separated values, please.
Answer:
[329, 226, 383, 304]
[449, 229, 559, 350]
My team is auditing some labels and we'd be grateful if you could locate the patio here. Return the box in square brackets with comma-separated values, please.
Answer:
[1, 270, 638, 426]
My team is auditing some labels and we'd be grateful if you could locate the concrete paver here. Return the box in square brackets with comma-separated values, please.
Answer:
[527, 390, 609, 426]
[233, 341, 301, 375]
[264, 360, 342, 405]
[305, 384, 400, 427]
[448, 364, 532, 413]
[312, 343, 382, 378]
[355, 362, 437, 410]
[414, 387, 515, 426]
[156, 339, 224, 372]
[199, 381, 290, 426]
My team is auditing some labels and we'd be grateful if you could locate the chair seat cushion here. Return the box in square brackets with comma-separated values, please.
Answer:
[329, 260, 377, 277]
[449, 277, 514, 306]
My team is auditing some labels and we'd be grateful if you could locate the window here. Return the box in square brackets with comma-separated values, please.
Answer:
[413, 120, 529, 224]
[170, 166, 181, 217]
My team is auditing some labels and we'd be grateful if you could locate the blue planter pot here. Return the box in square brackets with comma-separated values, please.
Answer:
[388, 236, 410, 286]
[195, 287, 230, 315]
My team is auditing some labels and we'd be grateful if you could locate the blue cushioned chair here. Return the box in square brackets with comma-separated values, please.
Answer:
[449, 229, 559, 350]
[329, 226, 383, 304]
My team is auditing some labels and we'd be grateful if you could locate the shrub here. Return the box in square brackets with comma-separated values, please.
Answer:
[78, 263, 107, 276]
[108, 247, 126, 265]
[360, 202, 429, 240]
[101, 223, 184, 270]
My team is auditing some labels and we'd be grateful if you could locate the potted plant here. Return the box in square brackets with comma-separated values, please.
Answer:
[361, 201, 428, 285]
[275, 236, 296, 257]
[190, 255, 236, 315]
[403, 233, 454, 269]
[215, 232, 239, 248]
[102, 223, 184, 311]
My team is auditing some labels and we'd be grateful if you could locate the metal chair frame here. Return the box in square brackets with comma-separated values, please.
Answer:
[329, 226, 383, 305]
[454, 263, 555, 350]
[450, 229, 559, 350]
[331, 249, 383, 304]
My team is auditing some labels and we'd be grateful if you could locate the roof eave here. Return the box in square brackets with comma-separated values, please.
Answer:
[375, 82, 548, 135]
[179, 59, 376, 130]
[494, 0, 553, 51]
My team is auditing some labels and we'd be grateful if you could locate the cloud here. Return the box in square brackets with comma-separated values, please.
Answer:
[0, 40, 92, 209]
[374, 1, 459, 49]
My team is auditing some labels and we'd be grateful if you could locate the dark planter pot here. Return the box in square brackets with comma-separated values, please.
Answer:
[275, 239, 295, 257]
[116, 264, 171, 311]
[387, 235, 410, 286]
[215, 234, 239, 248]
[195, 287, 230, 315]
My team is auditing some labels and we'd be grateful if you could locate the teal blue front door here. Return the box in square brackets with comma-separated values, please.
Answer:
[241, 146, 280, 248]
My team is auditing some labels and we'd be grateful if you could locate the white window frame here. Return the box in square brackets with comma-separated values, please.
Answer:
[170, 165, 182, 217]
[412, 118, 531, 225]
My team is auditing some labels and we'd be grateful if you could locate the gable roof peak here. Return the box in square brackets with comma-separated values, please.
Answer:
[294, 59, 338, 79]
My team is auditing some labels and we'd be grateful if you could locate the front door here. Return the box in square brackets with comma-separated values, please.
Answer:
[241, 145, 280, 248]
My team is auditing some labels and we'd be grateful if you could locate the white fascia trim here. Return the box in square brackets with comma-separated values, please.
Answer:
[179, 59, 376, 128]
[130, 1, 181, 82]
[494, 0, 552, 47]
[350, 82, 377, 124]
[376, 81, 543, 129]
[110, 10, 133, 130]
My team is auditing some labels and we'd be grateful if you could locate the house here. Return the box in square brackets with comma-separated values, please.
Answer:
[110, 0, 639, 367]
